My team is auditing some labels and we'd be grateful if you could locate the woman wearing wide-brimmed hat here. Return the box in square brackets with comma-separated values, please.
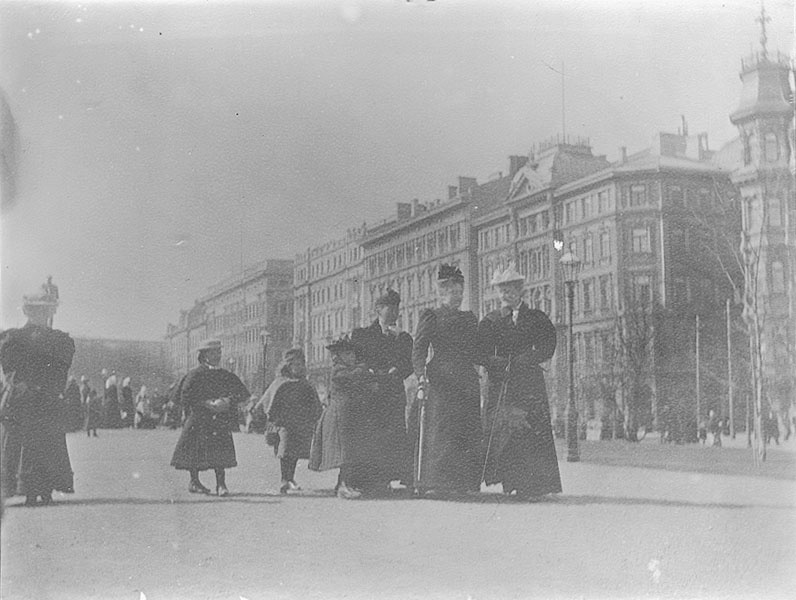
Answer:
[170, 338, 250, 496]
[309, 335, 378, 499]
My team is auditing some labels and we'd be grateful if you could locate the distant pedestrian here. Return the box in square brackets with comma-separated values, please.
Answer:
[698, 418, 707, 445]
[62, 376, 83, 432]
[707, 410, 721, 447]
[170, 339, 250, 496]
[84, 389, 101, 437]
[134, 385, 156, 429]
[103, 372, 122, 429]
[120, 377, 135, 428]
[478, 264, 561, 500]
[253, 349, 321, 494]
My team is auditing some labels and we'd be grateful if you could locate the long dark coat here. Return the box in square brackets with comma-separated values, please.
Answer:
[309, 362, 379, 473]
[478, 303, 561, 496]
[102, 382, 122, 429]
[259, 378, 322, 460]
[0, 324, 75, 498]
[63, 379, 83, 432]
[350, 321, 414, 484]
[170, 365, 249, 471]
[120, 384, 135, 428]
[411, 307, 483, 493]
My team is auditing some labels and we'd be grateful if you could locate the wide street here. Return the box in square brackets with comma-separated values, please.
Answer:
[1, 429, 794, 600]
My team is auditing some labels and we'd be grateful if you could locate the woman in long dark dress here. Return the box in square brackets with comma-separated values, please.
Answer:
[411, 264, 484, 495]
[254, 349, 321, 494]
[0, 292, 75, 506]
[170, 339, 250, 496]
[309, 335, 377, 500]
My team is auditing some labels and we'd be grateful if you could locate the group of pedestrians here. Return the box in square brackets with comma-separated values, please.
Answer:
[169, 263, 562, 502]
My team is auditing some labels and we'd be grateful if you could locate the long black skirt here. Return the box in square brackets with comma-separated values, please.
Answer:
[170, 412, 237, 471]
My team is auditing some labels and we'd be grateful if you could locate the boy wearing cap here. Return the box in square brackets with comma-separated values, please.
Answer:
[478, 264, 561, 500]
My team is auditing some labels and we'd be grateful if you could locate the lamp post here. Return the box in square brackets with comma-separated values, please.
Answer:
[260, 329, 270, 395]
[560, 251, 582, 462]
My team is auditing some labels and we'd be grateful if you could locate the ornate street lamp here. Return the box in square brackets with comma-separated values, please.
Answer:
[560, 251, 582, 462]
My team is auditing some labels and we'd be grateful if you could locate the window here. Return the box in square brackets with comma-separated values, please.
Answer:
[566, 202, 576, 223]
[600, 231, 612, 262]
[769, 197, 783, 226]
[630, 184, 647, 207]
[584, 236, 594, 265]
[765, 132, 779, 162]
[633, 275, 652, 305]
[673, 276, 688, 305]
[668, 185, 683, 207]
[599, 275, 612, 310]
[771, 261, 786, 294]
[582, 279, 593, 314]
[597, 190, 610, 213]
[632, 226, 651, 253]
[541, 211, 550, 230]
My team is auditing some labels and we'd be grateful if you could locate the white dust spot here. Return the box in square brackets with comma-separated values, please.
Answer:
[340, 2, 362, 23]
[27, 32, 34, 39]
[647, 558, 661, 584]
[135, 146, 141, 152]
[140, 593, 147, 600]
[76, 18, 82, 24]
[58, 115, 64, 120]
[132, 472, 141, 479]
[35, 28, 40, 34]
[139, 28, 144, 33]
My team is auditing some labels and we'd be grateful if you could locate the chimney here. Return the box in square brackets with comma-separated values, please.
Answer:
[397, 202, 412, 220]
[620, 146, 627, 163]
[458, 176, 477, 196]
[509, 155, 529, 177]
[448, 185, 458, 199]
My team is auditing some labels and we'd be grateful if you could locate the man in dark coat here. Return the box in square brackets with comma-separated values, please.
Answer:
[0, 290, 75, 506]
[350, 289, 414, 494]
[170, 339, 250, 496]
[478, 264, 561, 500]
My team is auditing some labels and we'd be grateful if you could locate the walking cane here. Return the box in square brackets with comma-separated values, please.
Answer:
[414, 344, 433, 495]
[481, 355, 512, 485]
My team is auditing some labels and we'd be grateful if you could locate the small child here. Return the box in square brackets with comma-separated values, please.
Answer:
[254, 349, 322, 495]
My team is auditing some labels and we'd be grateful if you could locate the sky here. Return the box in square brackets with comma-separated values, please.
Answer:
[0, 0, 793, 340]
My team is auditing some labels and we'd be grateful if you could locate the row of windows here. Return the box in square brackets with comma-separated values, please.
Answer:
[307, 248, 362, 280]
[564, 189, 614, 224]
[567, 230, 615, 268]
[479, 223, 511, 251]
[518, 210, 551, 238]
[367, 224, 463, 277]
[666, 185, 712, 209]
[368, 263, 461, 307]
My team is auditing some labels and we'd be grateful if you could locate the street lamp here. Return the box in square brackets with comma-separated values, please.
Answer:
[260, 328, 270, 395]
[560, 250, 582, 462]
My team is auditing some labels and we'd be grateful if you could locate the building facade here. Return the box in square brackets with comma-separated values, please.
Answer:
[293, 227, 367, 392]
[165, 259, 294, 396]
[729, 45, 795, 431]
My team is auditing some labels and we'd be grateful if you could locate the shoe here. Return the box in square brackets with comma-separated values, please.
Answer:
[279, 481, 290, 495]
[337, 483, 362, 500]
[216, 485, 229, 497]
[287, 480, 302, 491]
[189, 481, 211, 494]
[24, 495, 37, 507]
[40, 492, 52, 506]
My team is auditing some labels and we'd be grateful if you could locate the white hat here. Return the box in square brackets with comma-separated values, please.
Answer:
[197, 338, 222, 352]
[490, 263, 525, 286]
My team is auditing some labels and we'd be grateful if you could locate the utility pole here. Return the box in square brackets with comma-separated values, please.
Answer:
[695, 314, 701, 429]
[726, 298, 735, 438]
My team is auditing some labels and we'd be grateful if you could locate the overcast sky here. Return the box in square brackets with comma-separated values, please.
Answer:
[0, 0, 793, 340]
